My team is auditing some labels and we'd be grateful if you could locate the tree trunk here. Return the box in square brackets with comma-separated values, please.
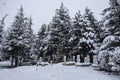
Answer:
[80, 54, 84, 63]
[19, 57, 23, 66]
[17, 56, 20, 66]
[11, 56, 14, 67]
[89, 54, 93, 63]
[48, 56, 50, 62]
[15, 56, 19, 67]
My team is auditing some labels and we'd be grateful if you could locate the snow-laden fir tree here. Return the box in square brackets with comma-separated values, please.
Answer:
[75, 8, 99, 63]
[102, 0, 120, 36]
[68, 11, 84, 62]
[49, 3, 71, 62]
[3, 6, 33, 67]
[83, 7, 101, 63]
[36, 24, 51, 61]
[98, 0, 120, 72]
[23, 16, 35, 62]
[0, 15, 8, 61]
[37, 24, 47, 58]
[0, 15, 8, 44]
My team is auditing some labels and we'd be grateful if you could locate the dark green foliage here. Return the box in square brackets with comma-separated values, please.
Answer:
[2, 6, 35, 67]
[48, 3, 71, 61]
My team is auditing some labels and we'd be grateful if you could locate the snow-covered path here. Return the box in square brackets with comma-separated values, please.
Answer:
[0, 62, 120, 80]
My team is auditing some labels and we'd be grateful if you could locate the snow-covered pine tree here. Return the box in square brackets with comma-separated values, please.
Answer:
[102, 0, 120, 36]
[36, 24, 49, 61]
[98, 0, 120, 72]
[23, 16, 35, 62]
[82, 7, 101, 63]
[0, 15, 8, 44]
[49, 3, 71, 62]
[75, 8, 97, 63]
[3, 6, 30, 67]
[68, 11, 84, 62]
[0, 15, 8, 61]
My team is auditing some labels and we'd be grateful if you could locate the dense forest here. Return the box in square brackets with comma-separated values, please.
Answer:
[0, 0, 120, 73]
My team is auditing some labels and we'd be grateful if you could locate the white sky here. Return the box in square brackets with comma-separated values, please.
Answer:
[0, 0, 109, 33]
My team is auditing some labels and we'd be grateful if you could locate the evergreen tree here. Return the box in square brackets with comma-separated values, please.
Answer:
[98, 0, 120, 72]
[36, 24, 49, 61]
[0, 15, 8, 60]
[3, 6, 29, 67]
[82, 7, 100, 63]
[0, 15, 8, 44]
[49, 3, 71, 62]
[73, 8, 96, 63]
[69, 11, 84, 62]
[23, 16, 35, 61]
[102, 0, 120, 36]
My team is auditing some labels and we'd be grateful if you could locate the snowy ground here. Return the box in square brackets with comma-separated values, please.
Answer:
[0, 61, 120, 80]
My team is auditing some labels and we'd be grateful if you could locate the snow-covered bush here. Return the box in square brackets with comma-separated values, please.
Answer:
[98, 0, 120, 73]
[98, 50, 109, 70]
[98, 36, 120, 72]
[110, 47, 120, 72]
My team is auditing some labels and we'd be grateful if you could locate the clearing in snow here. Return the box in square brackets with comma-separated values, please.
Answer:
[0, 61, 120, 80]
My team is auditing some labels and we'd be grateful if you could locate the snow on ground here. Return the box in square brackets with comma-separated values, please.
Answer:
[0, 62, 120, 80]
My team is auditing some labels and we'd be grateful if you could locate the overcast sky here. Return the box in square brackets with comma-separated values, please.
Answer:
[0, 0, 109, 33]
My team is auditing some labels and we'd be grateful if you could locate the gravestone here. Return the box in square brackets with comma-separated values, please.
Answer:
[50, 61, 52, 65]
[64, 56, 66, 64]
[34, 55, 38, 63]
[39, 57, 42, 63]
[77, 55, 80, 63]
[85, 55, 90, 63]
[92, 55, 99, 70]
[10, 57, 12, 62]
[93, 55, 98, 64]
[48, 56, 50, 62]
[73, 56, 75, 62]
